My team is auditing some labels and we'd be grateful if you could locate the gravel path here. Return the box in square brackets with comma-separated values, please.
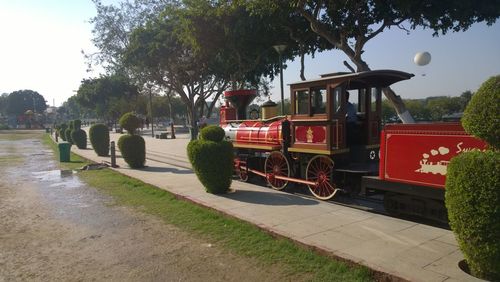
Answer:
[0, 131, 300, 281]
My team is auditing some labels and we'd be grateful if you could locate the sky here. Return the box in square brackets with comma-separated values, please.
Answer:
[0, 0, 499, 107]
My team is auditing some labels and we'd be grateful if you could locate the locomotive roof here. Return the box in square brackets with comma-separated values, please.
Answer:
[289, 69, 414, 89]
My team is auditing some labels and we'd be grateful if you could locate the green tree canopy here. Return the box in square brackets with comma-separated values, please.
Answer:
[5, 90, 47, 116]
[175, 2, 289, 88]
[124, 7, 231, 139]
[426, 96, 463, 121]
[86, 0, 171, 73]
[59, 96, 86, 120]
[75, 74, 139, 121]
[0, 93, 8, 116]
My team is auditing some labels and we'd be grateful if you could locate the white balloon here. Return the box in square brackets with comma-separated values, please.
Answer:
[414, 52, 431, 66]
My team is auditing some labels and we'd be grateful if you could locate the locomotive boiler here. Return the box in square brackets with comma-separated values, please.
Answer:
[219, 70, 487, 223]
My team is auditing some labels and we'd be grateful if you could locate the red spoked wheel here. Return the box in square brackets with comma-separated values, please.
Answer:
[306, 155, 337, 200]
[238, 161, 249, 182]
[234, 158, 249, 182]
[264, 151, 290, 190]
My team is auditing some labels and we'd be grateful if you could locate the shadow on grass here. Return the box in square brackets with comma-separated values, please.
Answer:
[222, 189, 319, 206]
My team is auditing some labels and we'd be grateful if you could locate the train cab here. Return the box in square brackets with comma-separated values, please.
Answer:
[288, 70, 413, 163]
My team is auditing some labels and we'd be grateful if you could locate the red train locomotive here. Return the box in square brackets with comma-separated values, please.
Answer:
[219, 70, 487, 222]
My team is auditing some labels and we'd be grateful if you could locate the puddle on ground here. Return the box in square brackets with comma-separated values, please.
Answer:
[30, 169, 107, 211]
[32, 169, 78, 180]
[0, 138, 117, 228]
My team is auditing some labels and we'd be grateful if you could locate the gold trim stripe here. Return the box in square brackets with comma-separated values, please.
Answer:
[288, 147, 349, 155]
[233, 143, 282, 151]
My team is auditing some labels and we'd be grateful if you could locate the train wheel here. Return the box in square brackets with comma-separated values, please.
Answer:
[235, 158, 249, 182]
[306, 155, 337, 200]
[264, 151, 290, 190]
[239, 166, 249, 182]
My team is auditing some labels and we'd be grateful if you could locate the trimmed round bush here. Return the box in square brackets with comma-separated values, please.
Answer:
[73, 119, 82, 129]
[200, 125, 225, 142]
[119, 112, 141, 135]
[118, 134, 145, 168]
[71, 129, 87, 149]
[70, 119, 85, 148]
[187, 139, 233, 194]
[446, 150, 500, 281]
[59, 123, 68, 141]
[89, 123, 110, 156]
[65, 127, 73, 144]
[462, 75, 500, 150]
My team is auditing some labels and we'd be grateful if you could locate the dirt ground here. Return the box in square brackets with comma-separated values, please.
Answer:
[0, 131, 302, 281]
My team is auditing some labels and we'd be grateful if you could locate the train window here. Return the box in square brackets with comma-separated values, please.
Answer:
[346, 90, 358, 111]
[332, 87, 342, 114]
[295, 90, 309, 115]
[311, 88, 326, 114]
[371, 88, 378, 112]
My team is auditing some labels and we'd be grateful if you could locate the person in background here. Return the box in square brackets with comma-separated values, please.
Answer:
[249, 109, 259, 120]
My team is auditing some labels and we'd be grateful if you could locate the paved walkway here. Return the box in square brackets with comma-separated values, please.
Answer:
[66, 130, 479, 282]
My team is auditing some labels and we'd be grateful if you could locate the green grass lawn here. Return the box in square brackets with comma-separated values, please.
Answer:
[42, 133, 373, 282]
[0, 130, 42, 141]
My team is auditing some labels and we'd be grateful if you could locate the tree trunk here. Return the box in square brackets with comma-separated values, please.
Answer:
[198, 99, 205, 118]
[166, 89, 174, 124]
[189, 99, 198, 141]
[300, 52, 306, 81]
[351, 57, 415, 123]
[382, 88, 414, 123]
[206, 90, 224, 119]
[196, 80, 205, 129]
[189, 83, 199, 141]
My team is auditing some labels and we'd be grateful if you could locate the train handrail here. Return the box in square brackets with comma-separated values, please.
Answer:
[224, 115, 287, 124]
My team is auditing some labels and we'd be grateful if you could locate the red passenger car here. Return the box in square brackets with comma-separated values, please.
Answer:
[362, 123, 487, 221]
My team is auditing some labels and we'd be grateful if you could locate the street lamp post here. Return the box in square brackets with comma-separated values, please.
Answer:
[273, 44, 287, 115]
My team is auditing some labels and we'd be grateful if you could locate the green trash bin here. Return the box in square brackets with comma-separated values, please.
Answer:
[58, 142, 71, 162]
[45, 128, 50, 133]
